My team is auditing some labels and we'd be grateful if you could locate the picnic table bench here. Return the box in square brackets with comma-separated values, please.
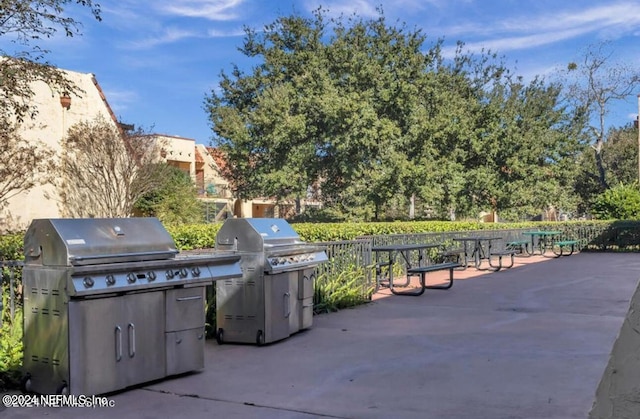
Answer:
[403, 261, 462, 296]
[505, 239, 530, 256]
[488, 249, 515, 270]
[552, 240, 580, 257]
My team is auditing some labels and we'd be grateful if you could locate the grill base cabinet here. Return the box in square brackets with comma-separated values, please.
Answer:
[21, 218, 241, 396]
[216, 270, 299, 345]
[23, 269, 210, 395]
[215, 218, 326, 345]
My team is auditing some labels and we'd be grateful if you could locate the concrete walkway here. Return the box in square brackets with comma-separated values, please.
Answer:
[2, 252, 639, 419]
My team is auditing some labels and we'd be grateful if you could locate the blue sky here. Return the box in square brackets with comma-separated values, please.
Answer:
[30, 0, 640, 144]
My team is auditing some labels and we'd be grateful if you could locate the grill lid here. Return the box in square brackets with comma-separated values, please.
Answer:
[216, 218, 327, 273]
[216, 218, 304, 252]
[24, 218, 178, 266]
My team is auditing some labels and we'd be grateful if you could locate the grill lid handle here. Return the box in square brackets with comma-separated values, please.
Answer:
[69, 250, 179, 263]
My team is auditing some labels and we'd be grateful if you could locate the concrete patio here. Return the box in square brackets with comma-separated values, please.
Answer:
[2, 252, 639, 418]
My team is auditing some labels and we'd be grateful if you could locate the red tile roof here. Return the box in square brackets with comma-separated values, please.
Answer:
[195, 147, 204, 164]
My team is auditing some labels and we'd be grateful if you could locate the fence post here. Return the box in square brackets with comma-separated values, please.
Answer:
[9, 263, 15, 321]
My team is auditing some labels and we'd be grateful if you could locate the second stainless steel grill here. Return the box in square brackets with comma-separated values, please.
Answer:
[22, 217, 242, 396]
[215, 218, 327, 345]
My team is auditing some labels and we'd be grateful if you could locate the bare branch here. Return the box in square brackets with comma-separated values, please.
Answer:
[55, 116, 173, 217]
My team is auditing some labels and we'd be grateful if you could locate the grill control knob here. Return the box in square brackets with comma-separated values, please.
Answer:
[179, 268, 188, 278]
[166, 270, 175, 279]
[83, 276, 94, 288]
[147, 271, 157, 282]
[126, 273, 137, 283]
[191, 266, 201, 277]
[105, 274, 116, 286]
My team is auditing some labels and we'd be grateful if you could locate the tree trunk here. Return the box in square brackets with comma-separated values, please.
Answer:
[594, 140, 608, 189]
[409, 194, 415, 219]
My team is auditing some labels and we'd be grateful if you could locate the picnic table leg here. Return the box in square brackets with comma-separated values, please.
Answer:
[473, 241, 482, 269]
[488, 252, 515, 270]
[390, 272, 426, 296]
[525, 236, 536, 255]
[424, 267, 455, 290]
[552, 242, 576, 257]
[460, 241, 472, 268]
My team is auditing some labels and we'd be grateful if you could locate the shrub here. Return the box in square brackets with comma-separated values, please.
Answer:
[592, 183, 640, 220]
[314, 263, 374, 314]
[0, 287, 23, 391]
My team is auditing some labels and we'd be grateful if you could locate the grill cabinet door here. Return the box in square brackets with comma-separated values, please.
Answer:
[265, 272, 293, 343]
[69, 291, 165, 395]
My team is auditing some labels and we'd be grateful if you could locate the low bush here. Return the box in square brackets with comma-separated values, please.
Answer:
[592, 183, 640, 220]
[0, 287, 23, 392]
[314, 263, 374, 314]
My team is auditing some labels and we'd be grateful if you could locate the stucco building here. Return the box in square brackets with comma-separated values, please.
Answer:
[2, 67, 291, 230]
[2, 70, 118, 230]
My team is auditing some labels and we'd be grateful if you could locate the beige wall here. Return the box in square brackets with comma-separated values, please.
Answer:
[195, 145, 229, 196]
[0, 68, 285, 230]
[157, 135, 196, 177]
[3, 70, 117, 230]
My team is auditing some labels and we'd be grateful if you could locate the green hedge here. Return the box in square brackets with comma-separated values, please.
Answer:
[291, 220, 613, 242]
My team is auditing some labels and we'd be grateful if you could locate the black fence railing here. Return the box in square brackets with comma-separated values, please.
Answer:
[0, 261, 23, 326]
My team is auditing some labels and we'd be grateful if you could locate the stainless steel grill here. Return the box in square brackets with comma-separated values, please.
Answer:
[21, 217, 242, 396]
[214, 218, 327, 345]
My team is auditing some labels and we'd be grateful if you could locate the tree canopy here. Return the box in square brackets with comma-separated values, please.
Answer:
[205, 9, 587, 221]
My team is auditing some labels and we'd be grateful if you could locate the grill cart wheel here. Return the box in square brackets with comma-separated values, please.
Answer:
[56, 381, 69, 395]
[20, 374, 32, 393]
[216, 328, 224, 345]
[256, 330, 264, 346]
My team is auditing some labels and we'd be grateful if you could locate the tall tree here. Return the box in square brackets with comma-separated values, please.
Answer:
[206, 9, 586, 221]
[206, 9, 441, 220]
[54, 117, 174, 218]
[563, 41, 640, 190]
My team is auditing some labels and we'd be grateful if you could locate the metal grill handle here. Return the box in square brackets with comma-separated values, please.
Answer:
[284, 292, 290, 318]
[128, 323, 136, 358]
[115, 326, 122, 362]
[69, 250, 179, 263]
[176, 296, 202, 302]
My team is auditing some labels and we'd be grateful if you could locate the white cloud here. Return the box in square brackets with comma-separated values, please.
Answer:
[125, 27, 201, 49]
[102, 88, 138, 114]
[207, 28, 246, 38]
[156, 0, 245, 20]
[442, 1, 640, 56]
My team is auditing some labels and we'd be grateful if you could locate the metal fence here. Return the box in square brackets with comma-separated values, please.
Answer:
[0, 261, 23, 325]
